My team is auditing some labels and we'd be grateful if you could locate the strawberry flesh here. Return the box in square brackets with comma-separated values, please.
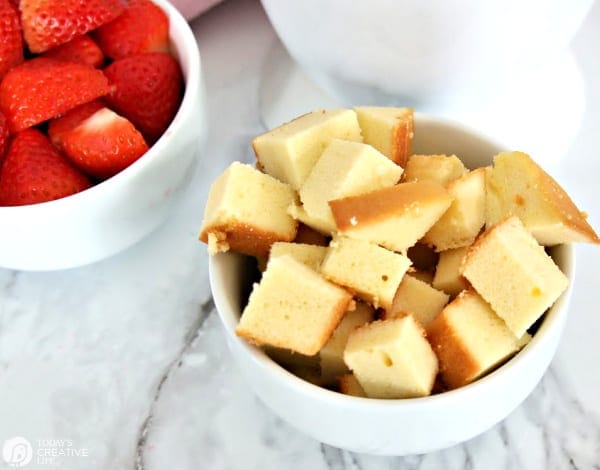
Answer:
[0, 128, 91, 206]
[20, 0, 124, 53]
[59, 106, 149, 180]
[0, 57, 112, 133]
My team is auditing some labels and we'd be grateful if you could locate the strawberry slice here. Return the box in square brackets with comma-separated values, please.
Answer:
[0, 0, 24, 80]
[48, 100, 105, 150]
[57, 106, 149, 180]
[103, 53, 183, 142]
[42, 35, 105, 68]
[0, 128, 91, 206]
[94, 0, 169, 60]
[20, 0, 124, 53]
[0, 110, 9, 163]
[0, 58, 112, 133]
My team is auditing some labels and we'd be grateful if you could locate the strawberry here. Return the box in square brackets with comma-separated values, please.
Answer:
[103, 53, 183, 142]
[0, 0, 24, 80]
[94, 0, 169, 60]
[42, 35, 105, 68]
[20, 0, 124, 53]
[57, 106, 149, 179]
[48, 100, 105, 150]
[0, 128, 91, 206]
[0, 110, 9, 163]
[0, 58, 112, 133]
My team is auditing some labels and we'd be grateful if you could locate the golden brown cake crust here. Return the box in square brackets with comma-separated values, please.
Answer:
[392, 110, 414, 168]
[426, 292, 481, 389]
[200, 220, 297, 258]
[329, 181, 450, 230]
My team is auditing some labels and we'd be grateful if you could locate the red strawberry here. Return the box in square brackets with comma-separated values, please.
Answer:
[48, 100, 105, 150]
[0, 58, 112, 133]
[0, 128, 91, 206]
[103, 53, 183, 142]
[0, 110, 9, 163]
[94, 0, 169, 60]
[20, 0, 124, 53]
[58, 106, 149, 179]
[42, 35, 105, 68]
[0, 0, 24, 80]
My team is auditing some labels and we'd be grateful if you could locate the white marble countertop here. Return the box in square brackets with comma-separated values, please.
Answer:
[1, 1, 600, 469]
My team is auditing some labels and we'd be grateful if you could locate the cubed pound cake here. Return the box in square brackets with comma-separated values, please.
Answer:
[354, 106, 414, 167]
[269, 241, 327, 272]
[252, 109, 362, 190]
[339, 374, 367, 397]
[432, 246, 469, 296]
[321, 236, 412, 311]
[297, 139, 403, 233]
[461, 216, 569, 337]
[426, 289, 520, 389]
[344, 316, 438, 399]
[199, 162, 297, 257]
[236, 255, 352, 355]
[320, 302, 375, 384]
[384, 274, 449, 326]
[422, 168, 486, 251]
[485, 151, 599, 245]
[329, 181, 453, 254]
[402, 154, 466, 186]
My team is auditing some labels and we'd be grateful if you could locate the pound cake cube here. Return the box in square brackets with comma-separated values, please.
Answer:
[320, 302, 375, 384]
[252, 109, 362, 189]
[339, 374, 367, 397]
[422, 168, 486, 250]
[432, 246, 469, 296]
[344, 316, 438, 398]
[321, 237, 412, 311]
[385, 274, 449, 326]
[236, 255, 352, 355]
[485, 151, 599, 245]
[461, 216, 569, 337]
[199, 162, 297, 257]
[426, 289, 520, 389]
[354, 106, 414, 166]
[298, 139, 403, 233]
[403, 154, 467, 186]
[329, 181, 453, 253]
[269, 242, 327, 271]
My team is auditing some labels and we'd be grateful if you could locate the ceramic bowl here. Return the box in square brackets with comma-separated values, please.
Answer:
[209, 113, 574, 455]
[0, 0, 206, 271]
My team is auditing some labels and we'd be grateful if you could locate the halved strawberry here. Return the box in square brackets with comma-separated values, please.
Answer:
[103, 53, 183, 142]
[48, 100, 105, 150]
[20, 0, 124, 53]
[0, 110, 9, 164]
[42, 35, 105, 68]
[0, 0, 24, 80]
[58, 106, 149, 180]
[0, 58, 112, 133]
[94, 0, 169, 60]
[0, 128, 91, 206]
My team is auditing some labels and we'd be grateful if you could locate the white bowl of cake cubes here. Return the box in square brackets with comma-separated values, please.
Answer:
[202, 108, 599, 455]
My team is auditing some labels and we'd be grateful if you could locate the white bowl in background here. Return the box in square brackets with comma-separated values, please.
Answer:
[209, 114, 575, 455]
[0, 0, 207, 271]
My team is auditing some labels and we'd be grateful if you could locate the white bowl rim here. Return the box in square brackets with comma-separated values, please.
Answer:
[209, 112, 576, 410]
[0, 0, 202, 213]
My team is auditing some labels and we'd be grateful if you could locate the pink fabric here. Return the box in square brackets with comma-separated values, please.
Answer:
[170, 0, 224, 19]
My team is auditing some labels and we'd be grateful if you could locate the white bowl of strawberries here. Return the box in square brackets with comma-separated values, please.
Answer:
[0, 0, 206, 271]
